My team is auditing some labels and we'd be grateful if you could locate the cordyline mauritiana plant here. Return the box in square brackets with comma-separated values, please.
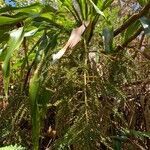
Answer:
[0, 0, 150, 150]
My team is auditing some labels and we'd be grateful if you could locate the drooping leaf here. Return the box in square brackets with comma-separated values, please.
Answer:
[0, 16, 26, 26]
[0, 3, 50, 26]
[2, 27, 24, 98]
[52, 21, 89, 61]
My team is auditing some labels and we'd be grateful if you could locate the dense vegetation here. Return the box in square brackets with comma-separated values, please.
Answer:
[0, 0, 150, 150]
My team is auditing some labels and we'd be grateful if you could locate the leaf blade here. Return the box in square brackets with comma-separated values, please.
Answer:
[2, 27, 24, 98]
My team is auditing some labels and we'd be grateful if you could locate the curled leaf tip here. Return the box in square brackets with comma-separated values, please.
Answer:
[52, 22, 89, 62]
[52, 48, 66, 61]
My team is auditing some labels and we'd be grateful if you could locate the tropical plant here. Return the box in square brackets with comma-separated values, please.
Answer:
[0, 0, 150, 150]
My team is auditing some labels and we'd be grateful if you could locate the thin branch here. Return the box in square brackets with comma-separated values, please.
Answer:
[128, 138, 146, 150]
[138, 33, 145, 49]
[123, 79, 150, 87]
[84, 38, 89, 123]
[115, 27, 150, 60]
[22, 37, 29, 68]
[114, 3, 150, 37]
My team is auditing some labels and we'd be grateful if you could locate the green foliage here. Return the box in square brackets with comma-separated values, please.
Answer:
[0, 1, 150, 150]
[88, 0, 105, 17]
[0, 145, 25, 150]
[2, 27, 24, 98]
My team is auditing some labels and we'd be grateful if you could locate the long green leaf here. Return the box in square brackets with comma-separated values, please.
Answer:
[0, 3, 50, 27]
[2, 27, 24, 98]
[29, 69, 41, 150]
[29, 48, 47, 150]
[0, 16, 26, 26]
[88, 0, 105, 17]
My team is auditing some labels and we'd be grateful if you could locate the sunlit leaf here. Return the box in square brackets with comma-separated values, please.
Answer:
[89, 0, 105, 17]
[52, 22, 89, 61]
[24, 28, 38, 37]
[2, 27, 24, 98]
[0, 16, 26, 26]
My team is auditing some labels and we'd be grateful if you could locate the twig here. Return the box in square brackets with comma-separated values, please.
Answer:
[128, 138, 146, 150]
[22, 37, 29, 68]
[114, 3, 150, 37]
[138, 33, 145, 49]
[84, 39, 89, 123]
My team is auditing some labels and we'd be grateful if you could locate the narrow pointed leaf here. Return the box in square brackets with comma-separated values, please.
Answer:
[89, 0, 105, 17]
[29, 70, 41, 150]
[2, 27, 24, 98]
[0, 16, 26, 26]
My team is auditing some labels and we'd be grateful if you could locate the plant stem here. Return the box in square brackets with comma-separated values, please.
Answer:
[84, 38, 89, 123]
